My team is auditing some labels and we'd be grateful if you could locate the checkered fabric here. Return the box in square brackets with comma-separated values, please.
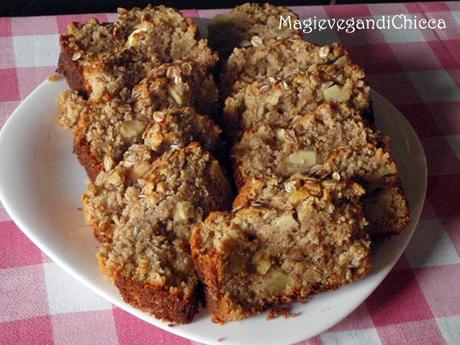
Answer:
[1, 2, 460, 344]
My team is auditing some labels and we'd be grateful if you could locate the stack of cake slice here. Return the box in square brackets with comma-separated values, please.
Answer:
[58, 5, 232, 323]
[190, 2, 410, 323]
[57, 2, 410, 325]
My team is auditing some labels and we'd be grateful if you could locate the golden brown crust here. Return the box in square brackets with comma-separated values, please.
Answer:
[112, 269, 200, 324]
[58, 42, 88, 96]
[73, 137, 104, 182]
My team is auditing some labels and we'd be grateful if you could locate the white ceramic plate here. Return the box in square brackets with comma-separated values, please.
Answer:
[0, 77, 426, 345]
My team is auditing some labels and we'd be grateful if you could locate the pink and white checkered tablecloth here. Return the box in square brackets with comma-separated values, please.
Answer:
[1, 2, 460, 344]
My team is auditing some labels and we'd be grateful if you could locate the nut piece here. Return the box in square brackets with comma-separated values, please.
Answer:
[174, 201, 192, 222]
[153, 111, 165, 122]
[286, 150, 317, 172]
[71, 52, 82, 61]
[266, 89, 282, 105]
[252, 250, 272, 275]
[275, 128, 286, 141]
[323, 85, 351, 102]
[129, 161, 150, 181]
[126, 21, 152, 47]
[334, 56, 348, 66]
[167, 85, 186, 105]
[120, 120, 146, 139]
[265, 270, 292, 294]
[144, 131, 163, 151]
[103, 156, 115, 171]
[48, 72, 63, 82]
[383, 162, 398, 176]
[251, 36, 263, 48]
[274, 214, 298, 231]
[107, 170, 123, 186]
[319, 45, 330, 58]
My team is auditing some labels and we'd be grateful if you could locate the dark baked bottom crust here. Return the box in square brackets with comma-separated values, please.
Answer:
[58, 47, 88, 97]
[115, 274, 200, 324]
[196, 257, 371, 324]
[73, 137, 102, 182]
[202, 280, 367, 323]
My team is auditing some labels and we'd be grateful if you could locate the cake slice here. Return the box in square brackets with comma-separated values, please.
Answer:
[59, 5, 217, 100]
[93, 143, 232, 323]
[208, 3, 301, 58]
[79, 105, 221, 181]
[115, 6, 217, 70]
[191, 175, 371, 323]
[99, 220, 201, 323]
[220, 38, 350, 98]
[132, 60, 219, 117]
[59, 59, 219, 133]
[223, 63, 370, 140]
[232, 103, 379, 187]
[320, 147, 410, 235]
[58, 19, 117, 97]
[83, 133, 227, 243]
[58, 61, 220, 180]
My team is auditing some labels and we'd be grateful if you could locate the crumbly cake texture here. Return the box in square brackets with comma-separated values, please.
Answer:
[83, 141, 230, 243]
[59, 5, 217, 100]
[141, 108, 222, 157]
[114, 6, 217, 69]
[223, 63, 370, 141]
[92, 143, 232, 323]
[100, 221, 201, 323]
[232, 103, 380, 187]
[231, 103, 410, 235]
[58, 61, 220, 181]
[56, 2, 411, 325]
[132, 61, 219, 117]
[208, 3, 301, 58]
[220, 38, 350, 98]
[58, 90, 86, 129]
[58, 19, 115, 97]
[191, 176, 371, 323]
[363, 184, 410, 236]
[322, 145, 410, 236]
